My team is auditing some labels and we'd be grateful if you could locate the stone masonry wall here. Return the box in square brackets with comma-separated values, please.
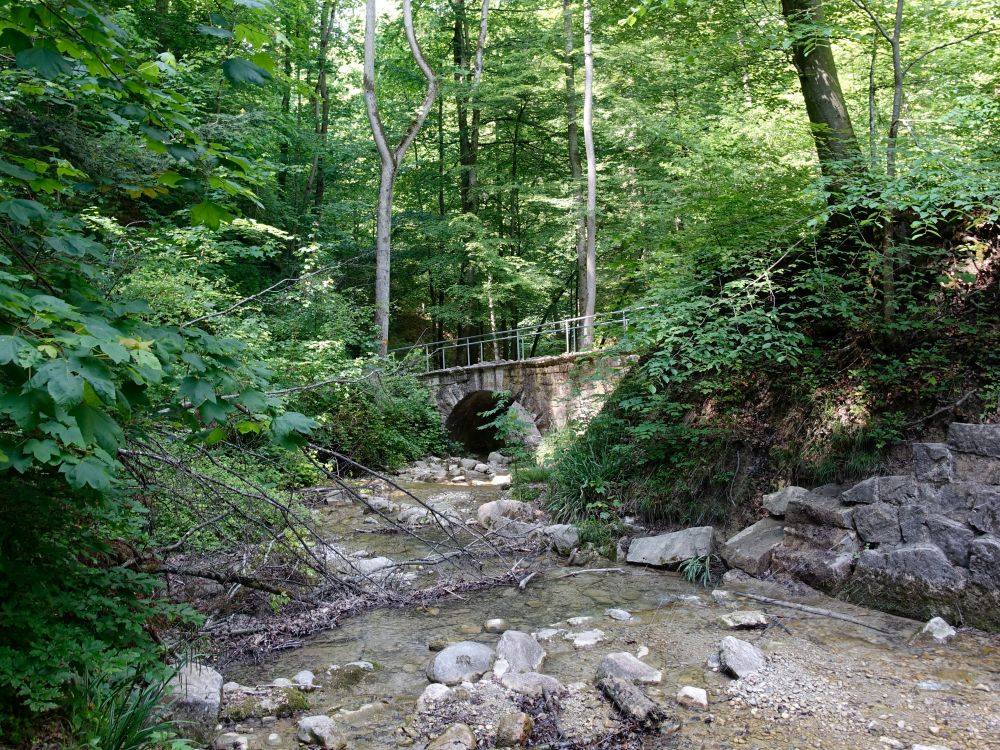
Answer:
[721, 423, 1000, 630]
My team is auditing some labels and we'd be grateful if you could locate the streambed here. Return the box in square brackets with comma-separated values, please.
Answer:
[220, 482, 1000, 750]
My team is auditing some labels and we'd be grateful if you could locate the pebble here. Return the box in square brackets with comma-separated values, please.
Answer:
[484, 618, 510, 633]
[677, 685, 708, 709]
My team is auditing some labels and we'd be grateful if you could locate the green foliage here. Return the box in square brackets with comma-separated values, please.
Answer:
[679, 554, 716, 588]
[298, 372, 449, 470]
[66, 668, 191, 750]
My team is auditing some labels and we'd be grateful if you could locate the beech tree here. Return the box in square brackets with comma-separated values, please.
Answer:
[364, 0, 438, 355]
[580, 0, 597, 348]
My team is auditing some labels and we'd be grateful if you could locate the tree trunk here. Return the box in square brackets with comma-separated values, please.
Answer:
[580, 0, 597, 350]
[364, 0, 438, 356]
[780, 0, 861, 178]
[563, 0, 586, 320]
[468, 0, 490, 212]
[306, 0, 336, 207]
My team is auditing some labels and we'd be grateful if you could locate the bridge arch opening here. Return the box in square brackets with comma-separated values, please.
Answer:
[445, 391, 508, 455]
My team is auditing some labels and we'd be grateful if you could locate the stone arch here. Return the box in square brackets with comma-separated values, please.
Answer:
[443, 390, 543, 455]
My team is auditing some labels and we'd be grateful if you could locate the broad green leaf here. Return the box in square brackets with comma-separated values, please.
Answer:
[191, 201, 233, 229]
[16, 47, 74, 78]
[0, 160, 39, 181]
[0, 199, 46, 225]
[180, 376, 216, 407]
[197, 25, 234, 39]
[0, 335, 39, 367]
[222, 58, 272, 86]
[61, 457, 114, 491]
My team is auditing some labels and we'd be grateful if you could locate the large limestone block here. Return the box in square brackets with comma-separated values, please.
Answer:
[948, 423, 1000, 458]
[626, 526, 714, 567]
[855, 543, 968, 591]
[969, 535, 1000, 588]
[925, 515, 975, 566]
[761, 487, 810, 517]
[166, 662, 224, 743]
[913, 442, 954, 483]
[853, 503, 901, 544]
[770, 524, 859, 588]
[721, 518, 785, 576]
[785, 494, 854, 529]
[953, 453, 1000, 485]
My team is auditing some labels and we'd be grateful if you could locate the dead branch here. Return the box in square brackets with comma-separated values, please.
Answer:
[731, 592, 894, 634]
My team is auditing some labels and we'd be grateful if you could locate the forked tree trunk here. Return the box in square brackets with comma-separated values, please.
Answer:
[580, 0, 597, 349]
[364, 0, 438, 355]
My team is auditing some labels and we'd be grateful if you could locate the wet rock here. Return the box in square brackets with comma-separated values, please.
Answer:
[543, 524, 580, 555]
[920, 617, 957, 643]
[495, 711, 533, 747]
[565, 616, 593, 626]
[214, 733, 249, 750]
[785, 494, 855, 528]
[718, 610, 768, 630]
[222, 681, 243, 694]
[762, 486, 810, 517]
[500, 671, 565, 698]
[853, 503, 902, 544]
[487, 451, 510, 466]
[296, 715, 346, 749]
[676, 686, 708, 709]
[496, 630, 545, 673]
[477, 498, 532, 527]
[427, 723, 477, 750]
[721, 518, 785, 576]
[711, 590, 733, 605]
[221, 686, 309, 721]
[596, 652, 661, 684]
[355, 556, 395, 575]
[293, 670, 316, 690]
[948, 422, 1000, 458]
[327, 661, 375, 689]
[427, 642, 495, 685]
[911, 745, 953, 750]
[604, 607, 632, 621]
[564, 629, 604, 648]
[913, 443, 954, 483]
[626, 526, 714, 567]
[533, 627, 561, 641]
[718, 636, 765, 678]
[266, 733, 281, 746]
[484, 618, 509, 633]
[166, 662, 224, 743]
[272, 677, 294, 688]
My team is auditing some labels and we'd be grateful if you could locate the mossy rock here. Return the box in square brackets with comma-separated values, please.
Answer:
[221, 687, 310, 722]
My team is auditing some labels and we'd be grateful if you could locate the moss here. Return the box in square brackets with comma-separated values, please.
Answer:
[220, 687, 310, 722]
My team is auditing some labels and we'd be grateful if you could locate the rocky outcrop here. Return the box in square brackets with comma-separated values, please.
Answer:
[723, 423, 1000, 630]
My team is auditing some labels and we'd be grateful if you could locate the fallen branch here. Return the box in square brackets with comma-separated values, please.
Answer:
[731, 592, 894, 634]
[518, 571, 539, 590]
[556, 567, 624, 578]
[904, 389, 977, 429]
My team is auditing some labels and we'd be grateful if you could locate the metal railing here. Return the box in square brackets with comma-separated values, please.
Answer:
[390, 308, 637, 374]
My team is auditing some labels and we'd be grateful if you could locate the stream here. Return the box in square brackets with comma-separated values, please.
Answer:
[222, 481, 1000, 750]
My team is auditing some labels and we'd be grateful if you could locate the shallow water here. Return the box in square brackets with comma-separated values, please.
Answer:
[223, 483, 1000, 750]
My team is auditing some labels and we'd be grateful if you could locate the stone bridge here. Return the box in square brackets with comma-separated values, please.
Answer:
[417, 353, 628, 453]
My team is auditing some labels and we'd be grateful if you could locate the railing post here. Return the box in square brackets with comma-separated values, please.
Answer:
[441, 347, 446, 371]
[565, 320, 570, 353]
[425, 346, 430, 373]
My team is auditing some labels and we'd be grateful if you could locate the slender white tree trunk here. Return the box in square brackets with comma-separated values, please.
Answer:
[563, 0, 586, 321]
[364, 0, 438, 355]
[581, 0, 597, 349]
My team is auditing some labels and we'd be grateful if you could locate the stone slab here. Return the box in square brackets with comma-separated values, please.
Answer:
[626, 526, 714, 567]
[721, 518, 785, 577]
